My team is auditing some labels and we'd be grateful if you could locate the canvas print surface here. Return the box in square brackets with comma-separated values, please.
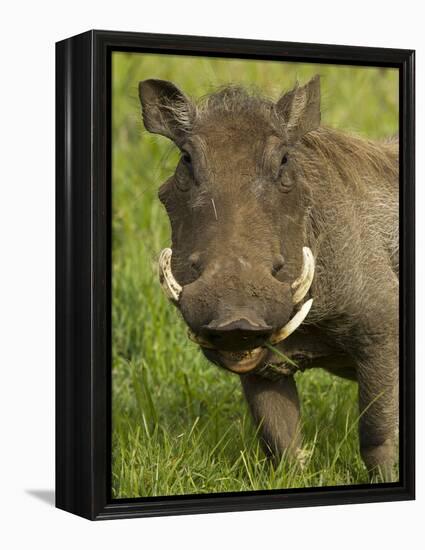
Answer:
[111, 52, 399, 499]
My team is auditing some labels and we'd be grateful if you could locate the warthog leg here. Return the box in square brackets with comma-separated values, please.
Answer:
[240, 373, 302, 462]
[356, 335, 399, 482]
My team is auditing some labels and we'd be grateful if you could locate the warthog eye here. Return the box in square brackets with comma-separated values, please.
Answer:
[280, 154, 288, 167]
[175, 150, 193, 191]
[181, 151, 192, 166]
[277, 153, 289, 179]
[277, 153, 293, 192]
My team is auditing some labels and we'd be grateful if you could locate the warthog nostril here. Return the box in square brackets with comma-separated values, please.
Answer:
[205, 318, 272, 332]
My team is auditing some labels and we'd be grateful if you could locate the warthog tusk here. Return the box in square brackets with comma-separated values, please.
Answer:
[292, 247, 315, 304]
[269, 298, 313, 345]
[158, 248, 182, 302]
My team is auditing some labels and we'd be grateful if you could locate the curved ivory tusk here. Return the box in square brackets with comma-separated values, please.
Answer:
[269, 298, 313, 345]
[292, 247, 315, 304]
[158, 248, 182, 302]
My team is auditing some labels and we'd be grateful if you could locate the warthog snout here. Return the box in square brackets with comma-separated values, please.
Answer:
[201, 317, 274, 352]
[158, 247, 315, 372]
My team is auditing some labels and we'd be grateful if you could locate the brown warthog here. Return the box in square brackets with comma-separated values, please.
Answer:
[138, 76, 399, 480]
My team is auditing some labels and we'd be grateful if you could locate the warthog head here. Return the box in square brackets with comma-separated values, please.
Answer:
[139, 76, 320, 374]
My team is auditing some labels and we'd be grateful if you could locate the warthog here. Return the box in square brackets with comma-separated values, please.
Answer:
[138, 75, 399, 480]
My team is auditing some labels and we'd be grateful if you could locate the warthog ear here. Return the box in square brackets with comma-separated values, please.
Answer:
[138, 79, 194, 143]
[276, 75, 321, 141]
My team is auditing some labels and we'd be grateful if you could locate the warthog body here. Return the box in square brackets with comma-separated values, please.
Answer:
[139, 76, 399, 479]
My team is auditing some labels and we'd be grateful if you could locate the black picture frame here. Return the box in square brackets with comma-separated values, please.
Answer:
[56, 29, 415, 520]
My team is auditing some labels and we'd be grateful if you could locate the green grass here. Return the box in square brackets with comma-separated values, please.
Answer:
[111, 52, 399, 498]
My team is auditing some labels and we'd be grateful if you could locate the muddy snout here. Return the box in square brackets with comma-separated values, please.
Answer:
[200, 317, 273, 351]
[179, 273, 294, 351]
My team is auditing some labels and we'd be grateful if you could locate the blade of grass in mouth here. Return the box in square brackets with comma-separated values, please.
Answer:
[263, 342, 299, 368]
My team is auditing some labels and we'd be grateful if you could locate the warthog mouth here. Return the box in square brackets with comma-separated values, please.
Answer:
[202, 347, 268, 374]
[158, 247, 315, 374]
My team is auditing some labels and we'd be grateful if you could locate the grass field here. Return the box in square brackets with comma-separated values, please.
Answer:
[111, 52, 399, 498]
